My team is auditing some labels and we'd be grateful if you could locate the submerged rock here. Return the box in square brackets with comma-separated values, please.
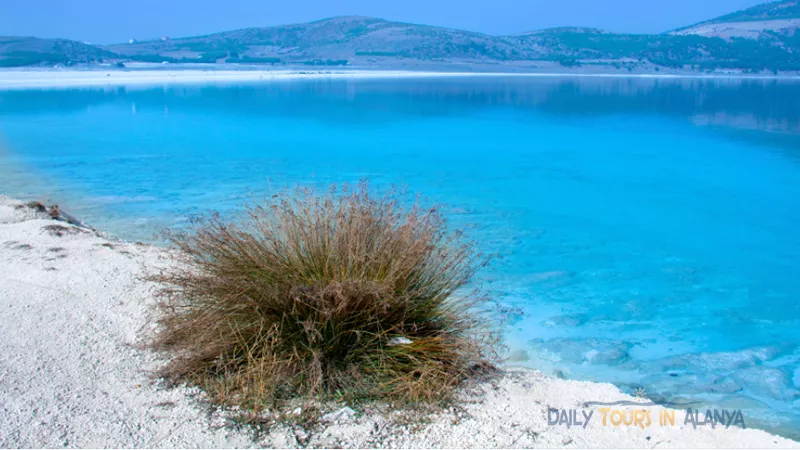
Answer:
[716, 394, 771, 411]
[634, 346, 785, 375]
[638, 372, 742, 398]
[530, 338, 630, 366]
[541, 313, 588, 328]
[505, 348, 530, 362]
[707, 376, 744, 394]
[732, 366, 796, 401]
[529, 271, 572, 283]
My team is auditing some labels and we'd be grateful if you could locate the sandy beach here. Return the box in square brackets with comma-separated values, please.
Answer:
[0, 195, 797, 448]
[0, 67, 798, 90]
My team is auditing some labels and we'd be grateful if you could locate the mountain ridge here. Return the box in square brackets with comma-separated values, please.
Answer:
[694, 0, 799, 25]
[673, 0, 799, 38]
[0, 36, 115, 67]
[1, 1, 798, 73]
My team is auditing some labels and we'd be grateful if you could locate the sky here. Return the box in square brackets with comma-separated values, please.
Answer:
[0, 0, 769, 44]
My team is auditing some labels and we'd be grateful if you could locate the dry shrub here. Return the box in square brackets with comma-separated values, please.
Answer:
[149, 182, 495, 410]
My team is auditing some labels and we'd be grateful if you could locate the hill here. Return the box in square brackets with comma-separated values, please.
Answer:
[105, 16, 523, 64]
[698, 0, 800, 24]
[0, 37, 116, 67]
[673, 0, 799, 38]
[103, 13, 800, 72]
[505, 27, 799, 71]
[1, 1, 799, 73]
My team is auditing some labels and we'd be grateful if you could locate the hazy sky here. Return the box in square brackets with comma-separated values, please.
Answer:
[0, 0, 767, 44]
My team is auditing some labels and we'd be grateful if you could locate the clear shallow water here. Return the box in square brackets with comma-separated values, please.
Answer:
[1, 76, 799, 437]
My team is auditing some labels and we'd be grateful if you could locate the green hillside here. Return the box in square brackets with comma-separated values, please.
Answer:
[0, 37, 117, 67]
[106, 16, 522, 63]
[506, 28, 800, 71]
[701, 0, 800, 24]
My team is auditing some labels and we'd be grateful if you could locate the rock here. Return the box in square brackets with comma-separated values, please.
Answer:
[25, 201, 47, 213]
[732, 366, 795, 401]
[746, 346, 784, 362]
[291, 407, 302, 415]
[531, 338, 630, 366]
[716, 394, 771, 411]
[506, 348, 530, 362]
[47, 204, 61, 219]
[634, 346, 785, 377]
[706, 376, 743, 394]
[696, 347, 783, 372]
[495, 303, 525, 326]
[321, 407, 356, 422]
[388, 337, 412, 346]
[542, 313, 588, 328]
[529, 271, 571, 282]
[637, 373, 698, 397]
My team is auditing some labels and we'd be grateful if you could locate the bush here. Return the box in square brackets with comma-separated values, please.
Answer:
[149, 182, 495, 410]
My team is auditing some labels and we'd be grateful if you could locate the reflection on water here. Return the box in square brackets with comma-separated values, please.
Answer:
[1, 76, 799, 438]
[2, 77, 800, 133]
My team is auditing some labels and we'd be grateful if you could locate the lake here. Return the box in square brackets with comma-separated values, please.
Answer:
[1, 75, 798, 437]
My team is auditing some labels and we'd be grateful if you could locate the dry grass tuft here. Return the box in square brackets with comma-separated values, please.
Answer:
[148, 182, 495, 411]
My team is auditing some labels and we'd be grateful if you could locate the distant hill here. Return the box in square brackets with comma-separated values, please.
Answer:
[105, 16, 523, 63]
[1, 1, 799, 73]
[698, 0, 800, 24]
[514, 27, 609, 36]
[503, 27, 799, 71]
[673, 0, 799, 38]
[0, 37, 116, 67]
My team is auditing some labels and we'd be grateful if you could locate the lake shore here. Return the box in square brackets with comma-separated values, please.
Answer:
[1, 194, 797, 448]
[1, 66, 799, 90]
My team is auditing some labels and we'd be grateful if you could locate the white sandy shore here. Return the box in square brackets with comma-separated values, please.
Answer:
[0, 195, 798, 448]
[0, 68, 797, 90]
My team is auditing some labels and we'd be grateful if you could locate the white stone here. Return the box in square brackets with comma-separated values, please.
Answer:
[388, 336, 413, 346]
[321, 407, 356, 422]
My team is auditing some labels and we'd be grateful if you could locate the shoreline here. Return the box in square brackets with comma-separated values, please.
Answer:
[1, 195, 798, 448]
[1, 68, 800, 90]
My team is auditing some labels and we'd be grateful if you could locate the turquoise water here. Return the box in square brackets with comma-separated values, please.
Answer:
[1, 76, 799, 437]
